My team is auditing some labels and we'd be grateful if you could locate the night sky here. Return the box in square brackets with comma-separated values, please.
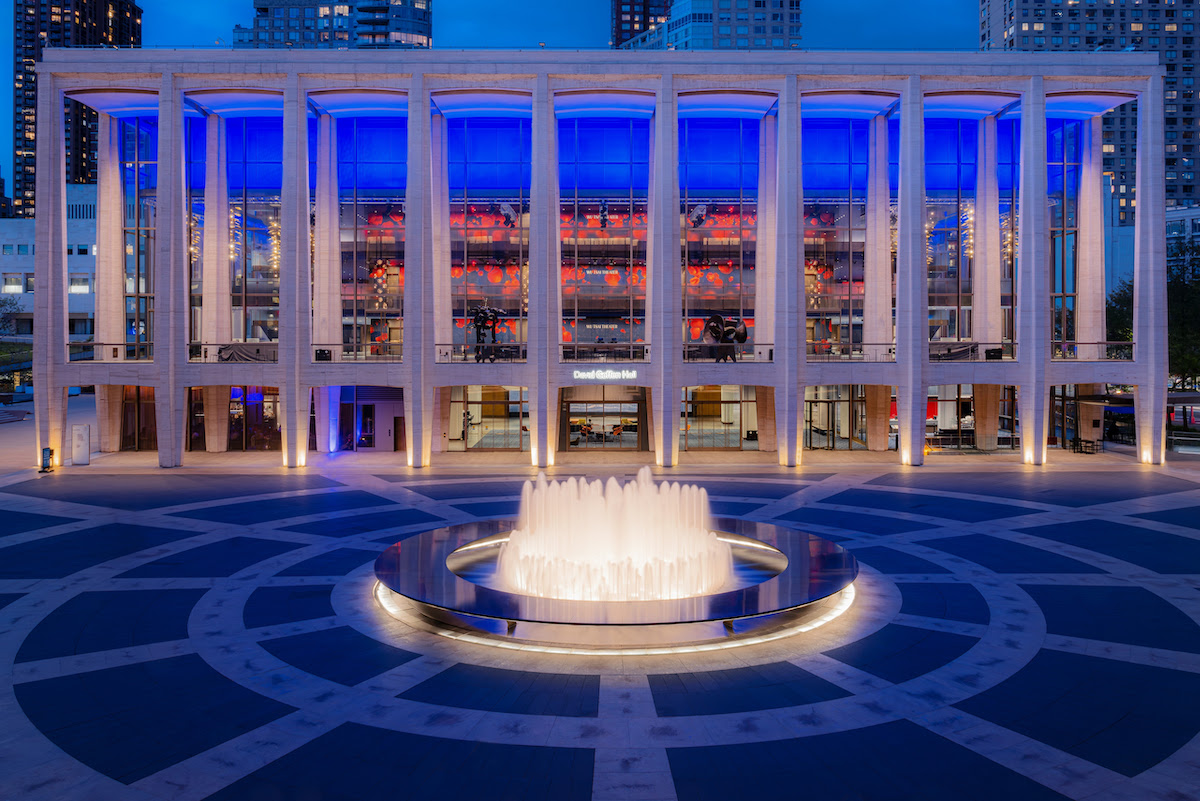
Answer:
[0, 0, 976, 192]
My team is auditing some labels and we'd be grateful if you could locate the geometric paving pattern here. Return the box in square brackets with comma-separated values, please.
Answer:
[2, 462, 1200, 800]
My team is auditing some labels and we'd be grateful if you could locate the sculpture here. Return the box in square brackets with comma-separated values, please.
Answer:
[469, 303, 503, 363]
[701, 314, 748, 362]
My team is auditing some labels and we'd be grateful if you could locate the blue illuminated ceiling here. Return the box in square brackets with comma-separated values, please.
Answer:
[186, 89, 284, 118]
[678, 91, 777, 119]
[923, 92, 1017, 120]
[309, 90, 407, 118]
[1044, 91, 1136, 119]
[64, 89, 158, 117]
[432, 90, 532, 118]
[555, 90, 655, 119]
[801, 91, 896, 119]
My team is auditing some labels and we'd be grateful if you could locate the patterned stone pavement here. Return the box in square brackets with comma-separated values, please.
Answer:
[1, 460, 1199, 800]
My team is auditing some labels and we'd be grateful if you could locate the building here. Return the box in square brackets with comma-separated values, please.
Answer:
[612, 0, 670, 47]
[980, 0, 1194, 221]
[12, 0, 142, 219]
[30, 48, 1167, 469]
[0, 171, 11, 217]
[232, 0, 431, 49]
[621, 0, 801, 50]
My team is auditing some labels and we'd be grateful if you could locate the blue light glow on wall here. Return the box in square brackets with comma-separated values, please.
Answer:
[337, 117, 407, 196]
[558, 118, 649, 196]
[801, 118, 868, 200]
[678, 118, 759, 197]
[447, 118, 531, 197]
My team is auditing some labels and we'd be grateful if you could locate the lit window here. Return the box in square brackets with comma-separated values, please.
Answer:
[1, 275, 21, 293]
[68, 276, 89, 294]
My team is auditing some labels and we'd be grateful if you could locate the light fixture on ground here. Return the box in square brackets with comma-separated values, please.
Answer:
[374, 468, 858, 650]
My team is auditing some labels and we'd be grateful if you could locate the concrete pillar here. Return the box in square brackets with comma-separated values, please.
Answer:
[313, 113, 340, 357]
[1133, 75, 1167, 464]
[279, 74, 312, 468]
[650, 73, 681, 467]
[755, 112, 777, 346]
[755, 386, 777, 452]
[431, 112, 452, 351]
[528, 73, 557, 468]
[202, 385, 230, 452]
[313, 385, 340, 453]
[896, 75, 927, 466]
[865, 384, 891, 451]
[201, 114, 231, 355]
[33, 72, 68, 466]
[404, 73, 434, 467]
[864, 114, 892, 359]
[95, 113, 124, 359]
[1016, 77, 1051, 465]
[974, 383, 1001, 451]
[94, 384, 124, 452]
[1076, 383, 1104, 443]
[974, 114, 1003, 346]
[1076, 115, 1105, 361]
[153, 73, 187, 468]
[773, 77, 803, 466]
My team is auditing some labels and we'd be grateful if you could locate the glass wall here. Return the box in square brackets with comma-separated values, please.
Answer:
[998, 118, 1019, 343]
[559, 118, 649, 360]
[227, 117, 283, 342]
[120, 117, 156, 359]
[803, 119, 868, 353]
[1048, 118, 1082, 349]
[679, 117, 758, 360]
[339, 117, 407, 359]
[681, 385, 759, 450]
[186, 116, 205, 345]
[448, 118, 530, 354]
[446, 386, 529, 450]
[925, 119, 977, 343]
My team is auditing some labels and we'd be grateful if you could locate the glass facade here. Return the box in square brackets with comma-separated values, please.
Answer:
[120, 116, 156, 359]
[925, 119, 977, 342]
[1048, 118, 1082, 348]
[227, 117, 283, 343]
[186, 116, 205, 345]
[338, 117, 407, 359]
[998, 118, 1019, 344]
[558, 118, 649, 359]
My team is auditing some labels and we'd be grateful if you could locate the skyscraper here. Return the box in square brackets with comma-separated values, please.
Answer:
[620, 0, 802, 51]
[12, 0, 142, 218]
[612, 0, 670, 47]
[980, 0, 1193, 221]
[232, 0, 432, 49]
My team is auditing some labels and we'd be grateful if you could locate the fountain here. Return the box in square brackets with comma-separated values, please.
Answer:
[374, 469, 859, 653]
[497, 468, 733, 602]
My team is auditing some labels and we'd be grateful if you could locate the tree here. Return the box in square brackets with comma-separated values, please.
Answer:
[0, 296, 20, 337]
[1108, 241, 1200, 391]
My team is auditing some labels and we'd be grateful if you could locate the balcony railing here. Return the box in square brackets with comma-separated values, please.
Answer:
[72, 342, 153, 361]
[682, 343, 773, 363]
[929, 342, 1016, 362]
[806, 342, 896, 362]
[312, 343, 403, 362]
[562, 343, 649, 362]
[1052, 342, 1134, 361]
[436, 343, 526, 363]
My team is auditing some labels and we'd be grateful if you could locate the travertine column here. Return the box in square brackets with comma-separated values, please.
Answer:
[431, 112, 452, 353]
[95, 113, 124, 359]
[153, 73, 187, 468]
[279, 74, 312, 467]
[33, 73, 68, 466]
[865, 384, 891, 451]
[773, 77, 803, 466]
[755, 112, 777, 347]
[1133, 75, 1167, 463]
[1076, 114, 1106, 360]
[201, 114, 231, 357]
[94, 385, 123, 452]
[403, 73, 434, 467]
[864, 113, 892, 359]
[974, 114, 1002, 346]
[1016, 77, 1050, 465]
[895, 76, 927, 466]
[528, 73, 557, 467]
[313, 112, 340, 357]
[202, 385, 230, 452]
[650, 73, 682, 467]
[973, 383, 1001, 451]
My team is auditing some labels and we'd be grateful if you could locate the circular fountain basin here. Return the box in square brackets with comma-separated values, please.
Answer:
[374, 517, 858, 649]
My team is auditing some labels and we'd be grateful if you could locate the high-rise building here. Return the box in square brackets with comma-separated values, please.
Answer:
[621, 0, 802, 51]
[232, 0, 432, 49]
[612, 1, 670, 47]
[980, 0, 1193, 221]
[12, 0, 142, 218]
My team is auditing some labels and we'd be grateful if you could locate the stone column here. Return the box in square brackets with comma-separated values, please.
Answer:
[527, 73, 557, 468]
[312, 385, 340, 453]
[755, 112, 777, 348]
[94, 384, 124, 452]
[864, 113, 892, 359]
[313, 112, 340, 358]
[773, 77, 804, 466]
[650, 73, 682, 467]
[1133, 75, 1167, 464]
[973, 383, 1001, 451]
[1016, 77, 1050, 465]
[974, 114, 1002, 346]
[895, 75, 927, 466]
[403, 73, 434, 467]
[33, 72, 68, 466]
[279, 74, 312, 468]
[1076, 114, 1105, 360]
[755, 386, 777, 452]
[153, 73, 187, 468]
[865, 384, 891, 451]
[95, 113, 124, 359]
[431, 112, 452, 354]
[201, 114, 231, 357]
[202, 384, 230, 452]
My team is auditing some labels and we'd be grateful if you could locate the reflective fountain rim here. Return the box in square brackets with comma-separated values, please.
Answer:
[374, 517, 859, 628]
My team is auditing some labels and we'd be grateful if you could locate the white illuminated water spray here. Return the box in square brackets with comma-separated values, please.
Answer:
[496, 467, 734, 602]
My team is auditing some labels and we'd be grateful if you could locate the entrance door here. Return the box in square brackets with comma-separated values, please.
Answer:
[559, 386, 647, 451]
[394, 417, 405, 453]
